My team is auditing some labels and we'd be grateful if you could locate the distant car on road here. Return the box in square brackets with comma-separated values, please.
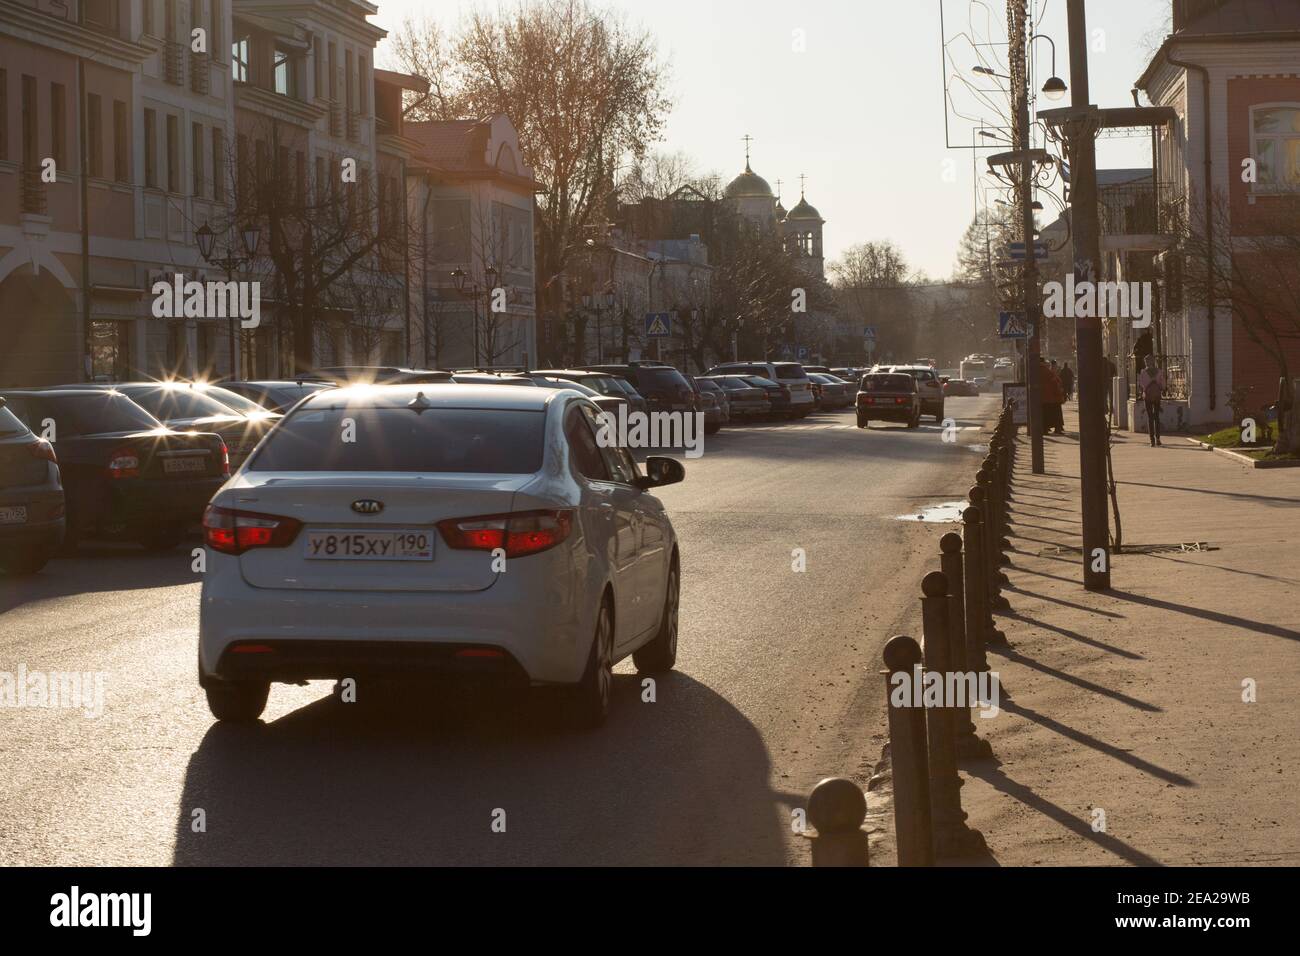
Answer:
[198, 384, 684, 728]
[872, 364, 945, 422]
[705, 362, 815, 417]
[856, 373, 921, 429]
[0, 389, 227, 551]
[577, 363, 697, 414]
[944, 378, 980, 397]
[739, 375, 792, 419]
[530, 369, 646, 414]
[219, 380, 333, 413]
[0, 397, 64, 574]
[808, 373, 854, 409]
[702, 375, 771, 420]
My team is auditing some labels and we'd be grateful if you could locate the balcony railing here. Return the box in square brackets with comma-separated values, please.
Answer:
[1098, 182, 1179, 237]
[189, 50, 210, 95]
[164, 40, 185, 86]
[329, 100, 344, 138]
[21, 166, 48, 215]
[1131, 353, 1190, 402]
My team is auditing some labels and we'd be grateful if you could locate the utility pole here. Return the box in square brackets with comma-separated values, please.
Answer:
[1008, 0, 1045, 473]
[1064, 0, 1111, 590]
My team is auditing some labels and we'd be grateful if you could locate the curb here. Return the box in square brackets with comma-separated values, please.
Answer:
[1183, 438, 1300, 469]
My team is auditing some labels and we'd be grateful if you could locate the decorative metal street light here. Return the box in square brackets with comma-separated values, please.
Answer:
[1031, 34, 1068, 101]
[196, 220, 262, 379]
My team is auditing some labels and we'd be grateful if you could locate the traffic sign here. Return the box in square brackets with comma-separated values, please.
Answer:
[644, 312, 671, 337]
[1007, 241, 1048, 261]
[862, 326, 876, 340]
[798, 346, 809, 360]
[998, 311, 1029, 338]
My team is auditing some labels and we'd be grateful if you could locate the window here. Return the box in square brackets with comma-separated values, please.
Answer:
[295, 149, 305, 207]
[236, 132, 248, 202]
[166, 113, 179, 192]
[50, 83, 66, 171]
[143, 0, 154, 35]
[0, 71, 6, 160]
[327, 41, 337, 99]
[231, 36, 250, 83]
[83, 0, 120, 33]
[209, 0, 221, 61]
[113, 100, 128, 182]
[87, 93, 103, 177]
[143, 108, 157, 187]
[564, 408, 610, 481]
[276, 144, 289, 193]
[191, 122, 203, 196]
[345, 49, 354, 111]
[211, 126, 224, 200]
[1252, 105, 1300, 190]
[274, 48, 294, 97]
[90, 320, 132, 382]
[164, 0, 176, 41]
[313, 35, 323, 98]
[315, 154, 326, 202]
[21, 75, 38, 166]
[358, 55, 368, 115]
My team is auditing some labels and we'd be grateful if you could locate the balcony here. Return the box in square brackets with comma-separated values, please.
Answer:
[1098, 182, 1180, 239]
[21, 166, 48, 216]
[164, 40, 184, 86]
[189, 50, 210, 95]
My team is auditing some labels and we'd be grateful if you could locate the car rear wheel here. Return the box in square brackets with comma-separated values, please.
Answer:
[856, 414, 869, 429]
[933, 403, 945, 422]
[205, 680, 270, 723]
[907, 409, 921, 429]
[567, 597, 614, 728]
[0, 546, 50, 576]
[634, 562, 679, 674]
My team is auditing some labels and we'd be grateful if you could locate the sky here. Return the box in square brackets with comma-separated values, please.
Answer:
[372, 0, 1173, 281]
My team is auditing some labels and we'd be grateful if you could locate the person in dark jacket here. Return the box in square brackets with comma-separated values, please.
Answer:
[1059, 362, 1075, 401]
[1132, 330, 1154, 383]
[1039, 357, 1066, 434]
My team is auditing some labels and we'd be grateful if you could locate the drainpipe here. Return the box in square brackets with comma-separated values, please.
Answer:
[1164, 48, 1215, 410]
[78, 57, 92, 381]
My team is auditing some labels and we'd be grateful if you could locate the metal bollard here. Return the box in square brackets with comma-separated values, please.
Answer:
[920, 572, 986, 857]
[960, 508, 990, 673]
[975, 473, 1012, 608]
[968, 487, 1009, 647]
[807, 777, 869, 867]
[883, 635, 934, 867]
[940, 533, 993, 760]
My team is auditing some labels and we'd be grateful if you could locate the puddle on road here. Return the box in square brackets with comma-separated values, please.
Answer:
[966, 443, 988, 454]
[895, 501, 967, 523]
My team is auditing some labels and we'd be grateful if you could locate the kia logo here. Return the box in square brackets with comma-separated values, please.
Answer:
[351, 499, 384, 515]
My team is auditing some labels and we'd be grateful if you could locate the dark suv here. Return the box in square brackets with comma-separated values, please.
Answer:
[577, 363, 697, 414]
[0, 397, 65, 574]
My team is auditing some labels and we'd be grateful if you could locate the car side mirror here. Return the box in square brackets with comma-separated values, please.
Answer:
[636, 455, 685, 490]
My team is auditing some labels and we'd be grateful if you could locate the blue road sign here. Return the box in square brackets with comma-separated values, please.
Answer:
[798, 346, 809, 359]
[862, 325, 877, 340]
[1007, 241, 1048, 261]
[999, 311, 1029, 338]
[644, 312, 672, 337]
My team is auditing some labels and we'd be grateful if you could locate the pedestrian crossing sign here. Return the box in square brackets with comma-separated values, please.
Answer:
[645, 312, 672, 337]
[999, 311, 1029, 338]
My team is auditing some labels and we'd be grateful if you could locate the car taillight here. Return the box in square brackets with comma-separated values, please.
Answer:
[107, 447, 140, 479]
[895, 397, 906, 404]
[28, 439, 57, 463]
[203, 505, 302, 555]
[219, 440, 231, 476]
[437, 509, 574, 558]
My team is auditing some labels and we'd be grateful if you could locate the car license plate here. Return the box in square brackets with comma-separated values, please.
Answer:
[305, 530, 434, 561]
[163, 457, 207, 475]
[0, 505, 27, 525]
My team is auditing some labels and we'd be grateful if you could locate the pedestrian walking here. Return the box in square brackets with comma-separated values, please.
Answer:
[1060, 363, 1074, 401]
[1139, 354, 1166, 447]
[1039, 357, 1065, 435]
[1132, 329, 1154, 384]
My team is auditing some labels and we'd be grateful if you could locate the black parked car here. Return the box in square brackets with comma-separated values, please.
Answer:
[0, 397, 65, 574]
[576, 362, 697, 414]
[218, 379, 334, 413]
[739, 375, 792, 418]
[310, 366, 454, 385]
[531, 369, 648, 414]
[0, 390, 229, 551]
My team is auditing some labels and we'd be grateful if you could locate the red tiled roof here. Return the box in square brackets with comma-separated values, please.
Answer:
[405, 120, 486, 170]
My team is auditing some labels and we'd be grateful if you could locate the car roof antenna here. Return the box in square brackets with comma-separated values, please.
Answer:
[407, 391, 434, 413]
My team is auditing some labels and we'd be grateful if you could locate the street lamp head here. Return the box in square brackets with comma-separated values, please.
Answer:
[1042, 76, 1068, 101]
[972, 66, 996, 76]
[450, 268, 467, 292]
[604, 290, 615, 308]
[582, 293, 592, 308]
[484, 264, 498, 286]
[195, 222, 216, 261]
[241, 223, 261, 258]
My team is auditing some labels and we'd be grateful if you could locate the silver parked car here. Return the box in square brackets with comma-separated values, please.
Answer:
[198, 385, 684, 728]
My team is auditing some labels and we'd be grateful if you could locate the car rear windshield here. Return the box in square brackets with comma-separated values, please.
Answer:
[695, 379, 722, 393]
[267, 384, 328, 407]
[249, 406, 546, 473]
[744, 376, 779, 388]
[0, 406, 30, 437]
[119, 386, 240, 420]
[711, 378, 748, 391]
[636, 367, 692, 390]
[773, 363, 808, 379]
[577, 376, 621, 396]
[861, 374, 915, 392]
[24, 394, 161, 436]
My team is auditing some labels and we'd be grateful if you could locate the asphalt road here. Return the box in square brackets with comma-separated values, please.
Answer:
[0, 395, 999, 866]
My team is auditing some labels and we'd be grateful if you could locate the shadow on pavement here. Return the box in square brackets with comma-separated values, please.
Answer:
[172, 672, 786, 866]
[0, 542, 200, 614]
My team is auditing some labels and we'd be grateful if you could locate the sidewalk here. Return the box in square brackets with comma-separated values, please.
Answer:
[957, 402, 1300, 865]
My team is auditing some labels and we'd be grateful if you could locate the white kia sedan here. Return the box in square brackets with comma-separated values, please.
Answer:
[198, 384, 683, 728]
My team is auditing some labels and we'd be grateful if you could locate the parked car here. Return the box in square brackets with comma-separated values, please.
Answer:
[944, 377, 980, 397]
[739, 375, 792, 418]
[577, 363, 697, 414]
[692, 377, 730, 423]
[311, 366, 455, 385]
[451, 371, 538, 387]
[871, 364, 945, 422]
[45, 382, 277, 469]
[533, 369, 647, 415]
[695, 387, 723, 435]
[219, 380, 334, 413]
[702, 375, 771, 420]
[0, 397, 65, 574]
[529, 376, 627, 418]
[703, 361, 815, 417]
[808, 373, 854, 409]
[856, 372, 922, 429]
[0, 389, 228, 550]
[198, 384, 684, 728]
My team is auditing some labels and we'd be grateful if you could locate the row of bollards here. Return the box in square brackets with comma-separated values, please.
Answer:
[808, 406, 1019, 865]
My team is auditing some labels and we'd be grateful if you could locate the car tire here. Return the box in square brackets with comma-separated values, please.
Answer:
[933, 402, 945, 423]
[856, 415, 869, 429]
[567, 596, 614, 729]
[634, 561, 679, 674]
[0, 546, 50, 576]
[205, 680, 269, 723]
[907, 409, 921, 429]
[136, 525, 185, 552]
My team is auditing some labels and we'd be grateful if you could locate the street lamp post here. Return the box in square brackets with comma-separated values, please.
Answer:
[451, 265, 498, 367]
[196, 221, 261, 380]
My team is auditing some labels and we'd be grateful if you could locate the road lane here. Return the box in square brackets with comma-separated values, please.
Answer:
[0, 396, 998, 865]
